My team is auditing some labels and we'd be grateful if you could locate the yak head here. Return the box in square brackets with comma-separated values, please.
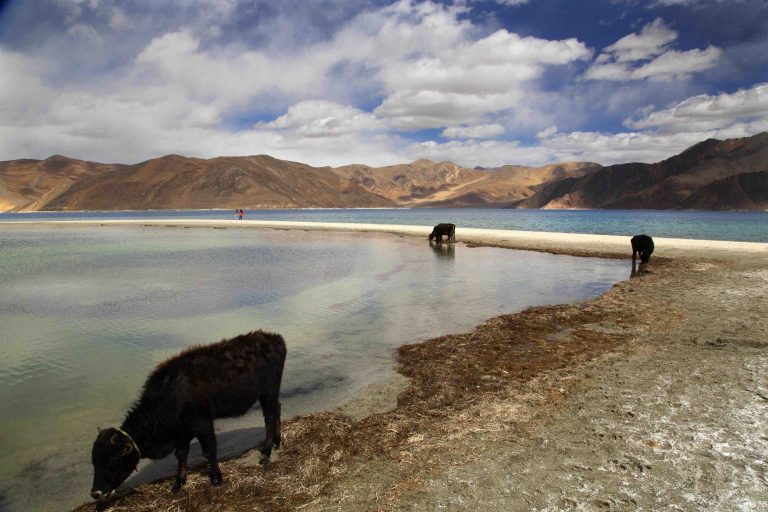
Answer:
[429, 231, 436, 241]
[90, 428, 140, 500]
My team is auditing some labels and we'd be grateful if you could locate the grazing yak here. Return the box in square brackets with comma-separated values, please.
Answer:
[90, 330, 286, 501]
[631, 234, 655, 263]
[429, 223, 456, 243]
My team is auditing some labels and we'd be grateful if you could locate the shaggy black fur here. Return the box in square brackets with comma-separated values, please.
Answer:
[631, 234, 655, 263]
[90, 330, 286, 499]
[429, 223, 456, 243]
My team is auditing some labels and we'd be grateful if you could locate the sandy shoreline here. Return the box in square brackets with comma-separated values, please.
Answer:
[4, 218, 768, 260]
[7, 220, 761, 511]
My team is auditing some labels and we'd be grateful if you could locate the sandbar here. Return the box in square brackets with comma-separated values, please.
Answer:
[4, 218, 768, 262]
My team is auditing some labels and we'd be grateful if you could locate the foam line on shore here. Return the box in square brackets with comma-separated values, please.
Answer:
[3, 218, 767, 260]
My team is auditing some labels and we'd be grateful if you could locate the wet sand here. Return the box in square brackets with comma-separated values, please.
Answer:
[15, 220, 761, 511]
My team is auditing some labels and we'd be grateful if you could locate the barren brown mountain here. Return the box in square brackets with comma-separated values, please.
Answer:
[1, 132, 767, 212]
[516, 132, 768, 210]
[0, 155, 121, 212]
[40, 154, 394, 210]
[681, 170, 768, 210]
[415, 162, 602, 207]
[330, 159, 488, 204]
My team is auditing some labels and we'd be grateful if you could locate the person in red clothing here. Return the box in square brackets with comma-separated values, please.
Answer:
[238, 209, 244, 220]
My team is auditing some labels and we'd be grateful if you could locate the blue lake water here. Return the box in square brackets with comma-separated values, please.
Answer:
[2, 208, 768, 242]
[1, 224, 625, 510]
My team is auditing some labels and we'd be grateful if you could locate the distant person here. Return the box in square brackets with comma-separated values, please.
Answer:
[239, 209, 245, 220]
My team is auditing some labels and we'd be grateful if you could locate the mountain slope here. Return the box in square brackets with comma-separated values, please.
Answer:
[41, 154, 393, 210]
[417, 162, 601, 207]
[330, 160, 488, 204]
[681, 170, 768, 210]
[516, 133, 768, 210]
[2, 132, 767, 212]
[0, 155, 120, 211]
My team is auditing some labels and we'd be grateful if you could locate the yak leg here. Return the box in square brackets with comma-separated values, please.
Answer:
[196, 421, 223, 486]
[171, 438, 191, 492]
[274, 401, 282, 449]
[259, 394, 280, 464]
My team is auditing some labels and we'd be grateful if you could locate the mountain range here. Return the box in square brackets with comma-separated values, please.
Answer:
[1, 132, 767, 212]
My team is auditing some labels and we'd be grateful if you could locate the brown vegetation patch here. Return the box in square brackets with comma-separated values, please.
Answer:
[74, 259, 684, 512]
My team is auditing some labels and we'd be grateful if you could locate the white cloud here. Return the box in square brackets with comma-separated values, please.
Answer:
[534, 84, 768, 164]
[584, 18, 721, 81]
[603, 18, 677, 63]
[0, 0, 597, 165]
[259, 100, 383, 138]
[442, 123, 506, 139]
[536, 130, 706, 164]
[625, 82, 768, 133]
[536, 125, 558, 138]
[404, 139, 555, 167]
[375, 28, 591, 129]
[631, 46, 723, 80]
[0, 49, 52, 126]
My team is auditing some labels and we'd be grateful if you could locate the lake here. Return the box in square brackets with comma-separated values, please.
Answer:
[1, 208, 768, 242]
[1, 224, 625, 511]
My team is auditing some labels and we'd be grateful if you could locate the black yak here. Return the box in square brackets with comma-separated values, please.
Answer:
[429, 223, 456, 243]
[631, 234, 655, 263]
[90, 330, 286, 500]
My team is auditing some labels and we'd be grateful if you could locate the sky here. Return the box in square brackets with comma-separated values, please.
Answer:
[1, 0, 767, 168]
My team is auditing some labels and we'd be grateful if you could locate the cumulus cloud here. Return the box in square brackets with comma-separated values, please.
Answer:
[411, 83, 768, 167]
[584, 18, 721, 81]
[442, 123, 506, 139]
[375, 28, 591, 129]
[625, 82, 768, 133]
[603, 18, 677, 63]
[404, 139, 555, 168]
[259, 100, 383, 138]
[535, 129, 707, 164]
[529, 83, 768, 165]
[0, 0, 597, 165]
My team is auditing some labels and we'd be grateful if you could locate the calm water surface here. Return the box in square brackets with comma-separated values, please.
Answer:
[2, 208, 768, 241]
[0, 225, 628, 511]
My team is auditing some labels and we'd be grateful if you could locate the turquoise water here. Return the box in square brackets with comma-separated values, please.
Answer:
[2, 208, 768, 241]
[1, 225, 624, 511]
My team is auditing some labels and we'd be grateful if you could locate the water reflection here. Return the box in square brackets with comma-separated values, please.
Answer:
[429, 240, 455, 259]
[124, 427, 265, 489]
[630, 260, 648, 278]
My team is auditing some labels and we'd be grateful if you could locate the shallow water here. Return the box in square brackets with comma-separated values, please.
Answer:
[0, 225, 627, 511]
[2, 207, 768, 241]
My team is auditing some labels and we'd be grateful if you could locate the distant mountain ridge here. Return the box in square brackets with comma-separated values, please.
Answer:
[513, 133, 768, 210]
[1, 132, 766, 212]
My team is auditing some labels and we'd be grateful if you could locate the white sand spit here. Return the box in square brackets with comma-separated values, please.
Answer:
[3, 219, 767, 261]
